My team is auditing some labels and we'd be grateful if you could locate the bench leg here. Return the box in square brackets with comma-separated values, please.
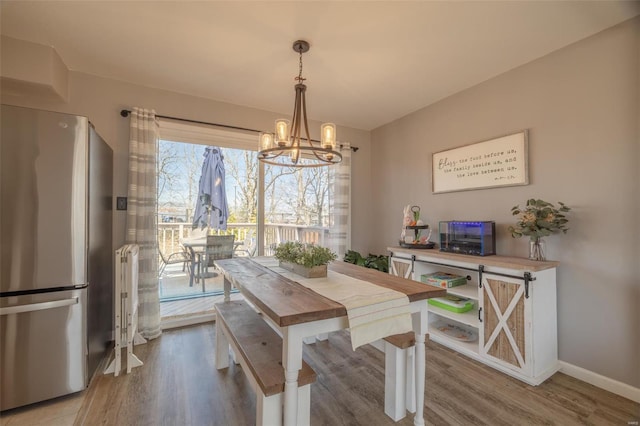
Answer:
[230, 347, 239, 365]
[257, 393, 282, 426]
[215, 319, 229, 369]
[256, 385, 310, 426]
[384, 342, 407, 421]
[405, 346, 416, 413]
[303, 333, 328, 345]
[296, 384, 311, 426]
[223, 277, 231, 302]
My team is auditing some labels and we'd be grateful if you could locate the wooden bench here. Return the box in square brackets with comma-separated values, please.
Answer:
[382, 332, 427, 422]
[214, 300, 317, 426]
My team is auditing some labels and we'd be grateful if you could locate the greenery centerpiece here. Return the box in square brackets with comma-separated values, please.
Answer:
[274, 241, 337, 278]
[508, 199, 571, 261]
[344, 250, 389, 273]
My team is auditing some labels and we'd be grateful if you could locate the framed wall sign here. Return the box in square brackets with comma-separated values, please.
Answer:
[432, 130, 529, 194]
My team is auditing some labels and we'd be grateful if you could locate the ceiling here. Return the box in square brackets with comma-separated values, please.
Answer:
[1, 1, 638, 130]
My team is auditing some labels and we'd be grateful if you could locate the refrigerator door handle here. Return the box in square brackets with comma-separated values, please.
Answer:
[0, 297, 79, 316]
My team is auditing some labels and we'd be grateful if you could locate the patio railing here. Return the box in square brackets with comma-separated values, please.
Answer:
[158, 222, 329, 258]
[158, 223, 329, 301]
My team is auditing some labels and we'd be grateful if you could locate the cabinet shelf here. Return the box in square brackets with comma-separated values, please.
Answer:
[428, 305, 479, 328]
[429, 325, 479, 355]
[443, 284, 478, 300]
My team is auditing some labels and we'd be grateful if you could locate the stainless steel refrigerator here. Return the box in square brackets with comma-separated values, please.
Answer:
[0, 105, 113, 411]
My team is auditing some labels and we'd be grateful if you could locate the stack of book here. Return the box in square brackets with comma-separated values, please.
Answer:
[420, 271, 467, 289]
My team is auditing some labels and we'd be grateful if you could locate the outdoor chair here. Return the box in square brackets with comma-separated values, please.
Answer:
[158, 246, 192, 276]
[194, 234, 235, 292]
[234, 230, 256, 257]
[205, 234, 236, 266]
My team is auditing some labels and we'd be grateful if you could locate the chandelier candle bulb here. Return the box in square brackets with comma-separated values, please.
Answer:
[259, 132, 274, 151]
[321, 123, 336, 149]
[275, 119, 290, 146]
[290, 148, 300, 163]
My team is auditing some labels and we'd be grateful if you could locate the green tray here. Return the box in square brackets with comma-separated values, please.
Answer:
[428, 296, 474, 313]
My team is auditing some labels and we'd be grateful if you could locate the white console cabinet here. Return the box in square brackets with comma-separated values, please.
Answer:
[388, 246, 559, 385]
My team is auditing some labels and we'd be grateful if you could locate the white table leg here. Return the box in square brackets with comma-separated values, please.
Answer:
[406, 346, 416, 413]
[414, 334, 425, 426]
[283, 326, 303, 426]
[412, 307, 428, 426]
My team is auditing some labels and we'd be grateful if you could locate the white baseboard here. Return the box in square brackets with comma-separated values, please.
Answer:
[161, 313, 215, 330]
[558, 361, 640, 403]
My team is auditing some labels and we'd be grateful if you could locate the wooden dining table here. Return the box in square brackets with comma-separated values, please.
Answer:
[215, 257, 445, 426]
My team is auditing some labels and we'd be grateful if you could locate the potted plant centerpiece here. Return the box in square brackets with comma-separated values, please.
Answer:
[274, 241, 337, 278]
[508, 198, 571, 261]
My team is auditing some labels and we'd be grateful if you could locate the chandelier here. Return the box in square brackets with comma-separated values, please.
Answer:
[258, 40, 342, 167]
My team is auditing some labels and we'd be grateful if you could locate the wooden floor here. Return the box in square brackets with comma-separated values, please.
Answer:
[65, 324, 638, 426]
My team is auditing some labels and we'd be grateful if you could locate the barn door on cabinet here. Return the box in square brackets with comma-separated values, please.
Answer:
[389, 255, 413, 279]
[480, 273, 531, 376]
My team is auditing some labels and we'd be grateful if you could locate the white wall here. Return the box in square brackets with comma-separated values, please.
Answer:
[371, 17, 639, 388]
[1, 63, 373, 255]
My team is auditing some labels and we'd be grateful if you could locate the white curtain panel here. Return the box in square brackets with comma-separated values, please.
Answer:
[125, 107, 161, 339]
[329, 142, 352, 259]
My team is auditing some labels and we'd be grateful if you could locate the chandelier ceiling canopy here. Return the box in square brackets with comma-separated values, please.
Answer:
[258, 40, 342, 168]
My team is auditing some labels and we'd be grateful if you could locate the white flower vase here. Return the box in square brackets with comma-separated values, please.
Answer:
[529, 238, 546, 261]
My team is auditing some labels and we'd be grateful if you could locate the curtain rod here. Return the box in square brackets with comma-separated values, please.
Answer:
[120, 109, 359, 152]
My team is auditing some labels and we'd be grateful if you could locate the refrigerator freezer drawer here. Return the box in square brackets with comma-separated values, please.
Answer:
[0, 289, 87, 411]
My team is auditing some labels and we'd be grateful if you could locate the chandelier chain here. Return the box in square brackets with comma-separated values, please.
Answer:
[297, 49, 305, 83]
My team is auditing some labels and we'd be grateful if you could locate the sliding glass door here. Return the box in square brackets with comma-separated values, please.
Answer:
[155, 119, 347, 308]
[157, 140, 257, 302]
